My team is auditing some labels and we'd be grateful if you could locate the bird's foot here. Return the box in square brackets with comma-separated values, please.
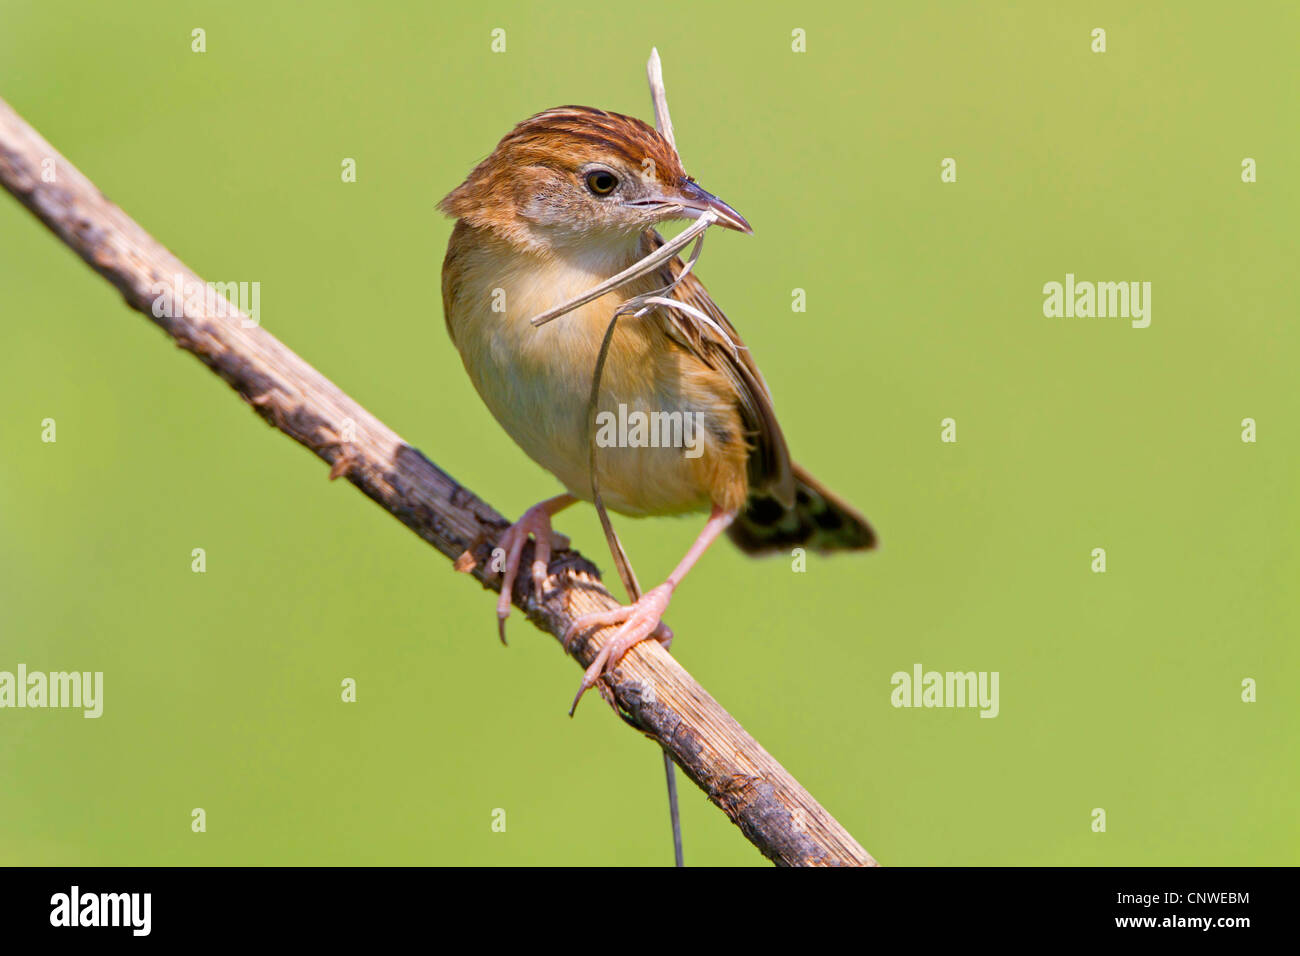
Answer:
[563, 583, 675, 715]
[495, 502, 570, 644]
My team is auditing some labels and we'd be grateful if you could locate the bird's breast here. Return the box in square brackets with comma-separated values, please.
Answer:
[443, 233, 747, 516]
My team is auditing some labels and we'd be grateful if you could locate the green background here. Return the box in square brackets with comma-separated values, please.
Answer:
[1, 0, 1295, 866]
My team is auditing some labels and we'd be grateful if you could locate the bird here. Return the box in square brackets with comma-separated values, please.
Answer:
[440, 105, 876, 708]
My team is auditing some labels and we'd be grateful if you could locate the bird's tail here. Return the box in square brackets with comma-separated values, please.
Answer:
[727, 463, 877, 555]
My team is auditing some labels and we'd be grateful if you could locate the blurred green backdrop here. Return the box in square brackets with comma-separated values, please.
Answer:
[1, 0, 1296, 866]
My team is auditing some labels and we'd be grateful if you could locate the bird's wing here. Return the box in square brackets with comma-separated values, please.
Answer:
[642, 229, 795, 507]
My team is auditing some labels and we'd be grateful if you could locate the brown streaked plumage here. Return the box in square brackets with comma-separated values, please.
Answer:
[440, 105, 875, 708]
[442, 107, 689, 243]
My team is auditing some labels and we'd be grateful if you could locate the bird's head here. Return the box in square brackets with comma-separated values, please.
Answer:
[440, 106, 750, 254]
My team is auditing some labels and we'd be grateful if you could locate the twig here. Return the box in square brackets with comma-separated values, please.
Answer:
[527, 213, 712, 327]
[582, 49, 692, 862]
[0, 94, 879, 867]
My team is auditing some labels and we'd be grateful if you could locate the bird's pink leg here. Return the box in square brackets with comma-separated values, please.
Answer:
[496, 494, 576, 643]
[564, 505, 736, 714]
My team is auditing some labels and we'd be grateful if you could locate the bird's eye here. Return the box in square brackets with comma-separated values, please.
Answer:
[585, 170, 619, 195]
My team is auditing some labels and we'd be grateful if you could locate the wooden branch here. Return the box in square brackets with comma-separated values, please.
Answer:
[0, 95, 878, 867]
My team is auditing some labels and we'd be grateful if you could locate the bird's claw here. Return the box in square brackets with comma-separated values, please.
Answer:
[495, 504, 566, 644]
[565, 583, 675, 715]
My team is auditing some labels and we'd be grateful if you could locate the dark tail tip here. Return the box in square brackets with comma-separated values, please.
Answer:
[727, 464, 876, 556]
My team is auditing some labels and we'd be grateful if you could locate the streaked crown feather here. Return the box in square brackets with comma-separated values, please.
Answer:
[439, 106, 689, 241]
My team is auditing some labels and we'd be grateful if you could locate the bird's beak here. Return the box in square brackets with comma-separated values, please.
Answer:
[672, 181, 753, 234]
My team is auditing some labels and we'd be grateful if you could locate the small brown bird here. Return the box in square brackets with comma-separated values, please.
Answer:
[441, 105, 875, 705]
